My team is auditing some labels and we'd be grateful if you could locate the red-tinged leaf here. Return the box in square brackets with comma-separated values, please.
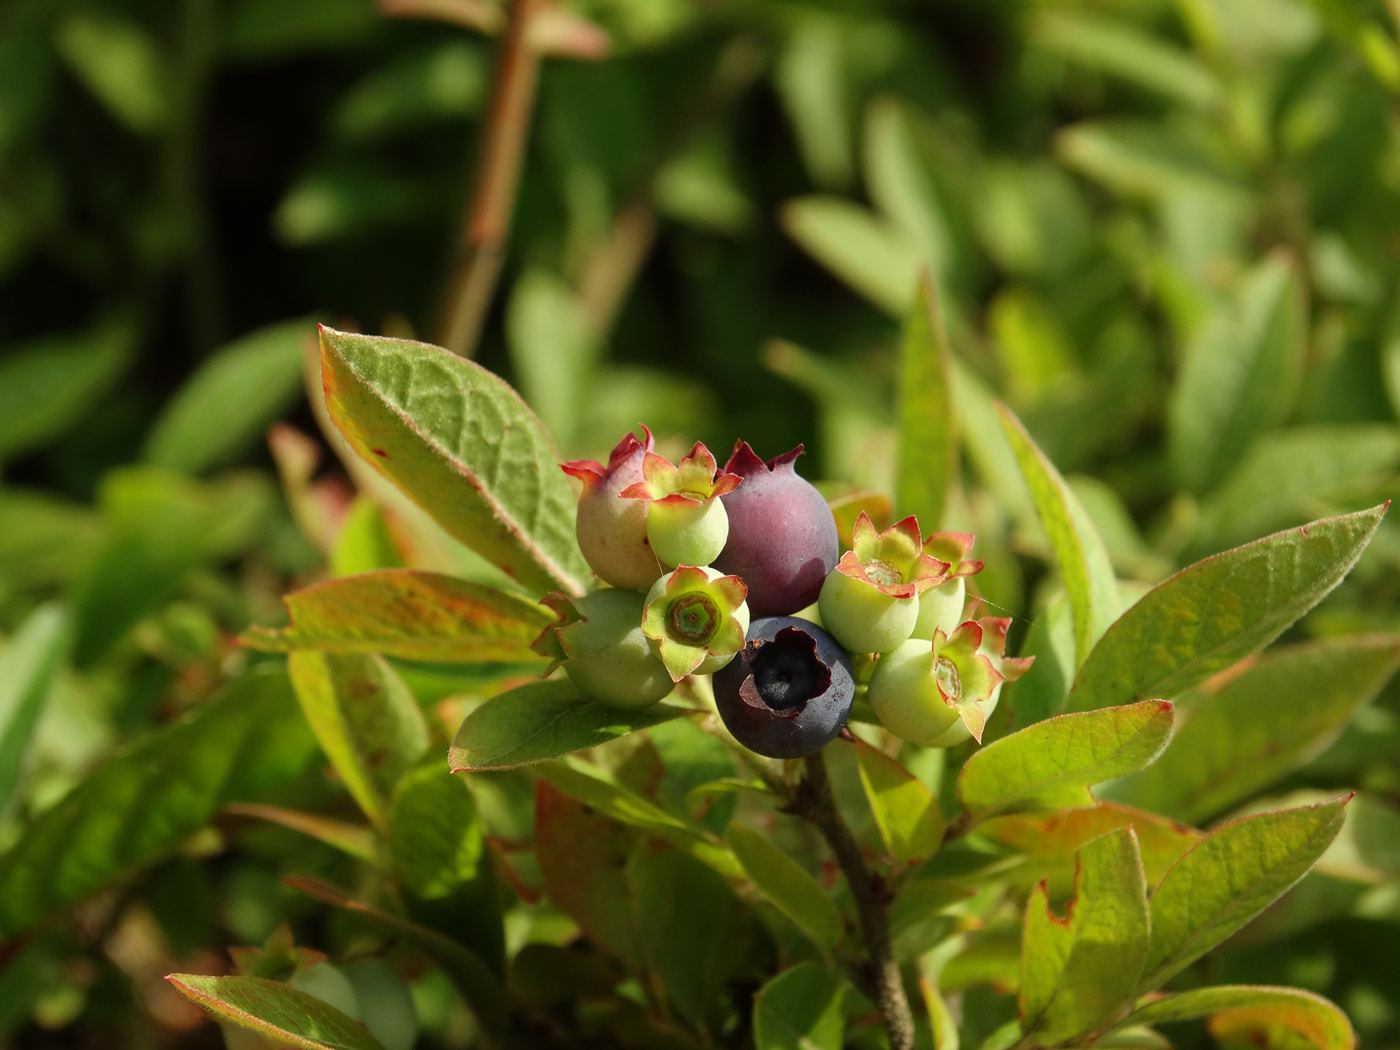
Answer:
[1124, 986, 1353, 1050]
[165, 974, 384, 1050]
[241, 569, 553, 663]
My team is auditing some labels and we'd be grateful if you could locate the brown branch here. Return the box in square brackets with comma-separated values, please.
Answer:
[796, 751, 916, 1050]
[434, 0, 545, 357]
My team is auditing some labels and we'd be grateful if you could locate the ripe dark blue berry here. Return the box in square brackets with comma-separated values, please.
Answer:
[713, 443, 839, 617]
[712, 616, 855, 759]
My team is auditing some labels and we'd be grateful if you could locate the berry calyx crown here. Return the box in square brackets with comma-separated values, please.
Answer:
[620, 442, 742, 505]
[835, 512, 951, 598]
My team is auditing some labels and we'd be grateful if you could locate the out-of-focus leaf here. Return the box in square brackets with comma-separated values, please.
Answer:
[332, 42, 486, 141]
[1112, 636, 1400, 824]
[54, 12, 166, 134]
[959, 702, 1175, 820]
[222, 804, 377, 862]
[1007, 596, 1075, 727]
[896, 276, 956, 532]
[853, 739, 944, 864]
[1169, 254, 1306, 495]
[654, 137, 756, 234]
[329, 496, 403, 576]
[537, 759, 741, 878]
[242, 570, 552, 663]
[390, 765, 504, 974]
[998, 402, 1119, 666]
[1140, 796, 1350, 992]
[0, 604, 68, 810]
[892, 880, 973, 963]
[144, 319, 312, 475]
[1122, 985, 1354, 1050]
[1193, 425, 1400, 553]
[753, 962, 846, 1050]
[1056, 121, 1248, 203]
[0, 490, 103, 595]
[989, 288, 1078, 406]
[226, 0, 378, 59]
[1031, 11, 1223, 109]
[974, 162, 1094, 279]
[449, 681, 687, 771]
[274, 167, 422, 245]
[319, 327, 591, 595]
[774, 17, 853, 188]
[1020, 829, 1148, 1045]
[780, 196, 920, 316]
[287, 651, 429, 833]
[0, 668, 317, 939]
[0, 322, 132, 461]
[1066, 505, 1388, 712]
[166, 974, 383, 1050]
[953, 361, 1033, 521]
[507, 269, 597, 451]
[727, 821, 843, 952]
[866, 97, 954, 282]
[922, 975, 960, 1050]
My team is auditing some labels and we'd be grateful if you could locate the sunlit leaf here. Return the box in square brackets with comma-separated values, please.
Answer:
[1123, 986, 1354, 1050]
[727, 822, 843, 952]
[780, 196, 920, 316]
[0, 604, 68, 810]
[166, 974, 383, 1050]
[853, 739, 944, 865]
[896, 275, 956, 532]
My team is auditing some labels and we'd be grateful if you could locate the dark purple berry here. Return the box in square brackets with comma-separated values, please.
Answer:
[713, 616, 855, 759]
[713, 443, 839, 617]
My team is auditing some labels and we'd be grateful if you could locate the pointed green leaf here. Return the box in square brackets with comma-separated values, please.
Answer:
[1141, 797, 1350, 992]
[390, 766, 504, 975]
[319, 326, 591, 595]
[288, 651, 430, 833]
[854, 739, 945, 864]
[0, 603, 68, 810]
[448, 680, 687, 771]
[959, 702, 1175, 820]
[242, 570, 552, 663]
[222, 803, 378, 863]
[166, 974, 384, 1050]
[753, 962, 846, 1050]
[1066, 505, 1388, 713]
[896, 275, 956, 531]
[780, 196, 920, 316]
[1123, 986, 1354, 1050]
[727, 821, 844, 952]
[1113, 636, 1400, 823]
[1020, 829, 1150, 1045]
[0, 668, 317, 939]
[282, 874, 504, 1036]
[997, 402, 1119, 666]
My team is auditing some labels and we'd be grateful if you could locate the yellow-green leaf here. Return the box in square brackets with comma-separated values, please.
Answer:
[166, 974, 383, 1050]
[728, 822, 844, 953]
[753, 962, 846, 1050]
[896, 275, 956, 531]
[1123, 986, 1353, 1050]
[853, 739, 944, 864]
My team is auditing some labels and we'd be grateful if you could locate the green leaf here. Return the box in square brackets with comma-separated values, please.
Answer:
[329, 496, 404, 576]
[0, 603, 68, 810]
[536, 759, 742, 879]
[1169, 255, 1306, 495]
[727, 822, 844, 952]
[242, 570, 553, 663]
[1140, 796, 1350, 992]
[506, 268, 597, 452]
[997, 401, 1119, 667]
[780, 196, 920, 316]
[448, 680, 687, 771]
[1122, 986, 1354, 1050]
[1055, 120, 1248, 204]
[896, 275, 956, 532]
[166, 974, 384, 1050]
[1020, 828, 1149, 1045]
[318, 326, 592, 595]
[865, 97, 956, 283]
[1066, 505, 1388, 713]
[774, 17, 854, 188]
[0, 321, 132, 460]
[753, 962, 846, 1050]
[0, 668, 317, 939]
[288, 651, 430, 833]
[221, 803, 378, 863]
[283, 874, 505, 1036]
[1193, 426, 1400, 553]
[389, 766, 504, 974]
[959, 702, 1175, 820]
[1113, 636, 1400, 824]
[54, 12, 167, 134]
[891, 880, 974, 963]
[0, 490, 104, 595]
[853, 739, 945, 864]
[144, 318, 312, 475]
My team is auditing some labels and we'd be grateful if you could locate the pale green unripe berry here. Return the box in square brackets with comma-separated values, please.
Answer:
[818, 571, 919, 654]
[647, 498, 729, 569]
[919, 683, 1002, 748]
[643, 566, 749, 676]
[912, 577, 965, 641]
[866, 639, 962, 745]
[559, 589, 674, 709]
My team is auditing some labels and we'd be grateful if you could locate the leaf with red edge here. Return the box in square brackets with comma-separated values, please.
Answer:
[1122, 986, 1354, 1050]
[165, 974, 384, 1050]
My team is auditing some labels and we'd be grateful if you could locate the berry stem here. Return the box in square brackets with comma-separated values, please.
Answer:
[796, 751, 916, 1050]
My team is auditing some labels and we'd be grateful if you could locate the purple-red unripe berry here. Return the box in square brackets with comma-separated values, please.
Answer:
[712, 443, 839, 617]
[712, 616, 855, 759]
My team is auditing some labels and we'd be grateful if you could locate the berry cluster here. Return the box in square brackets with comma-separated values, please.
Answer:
[536, 429, 1032, 758]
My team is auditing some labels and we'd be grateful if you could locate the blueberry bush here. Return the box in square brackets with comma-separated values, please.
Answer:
[4, 1, 1400, 1049]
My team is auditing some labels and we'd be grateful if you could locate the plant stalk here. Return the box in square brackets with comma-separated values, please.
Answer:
[434, 0, 543, 357]
[798, 751, 916, 1050]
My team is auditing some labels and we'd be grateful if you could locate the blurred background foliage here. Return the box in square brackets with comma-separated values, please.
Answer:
[8, 0, 1400, 1045]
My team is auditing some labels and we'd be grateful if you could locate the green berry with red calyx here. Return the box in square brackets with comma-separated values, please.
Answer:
[642, 565, 750, 680]
[713, 443, 840, 617]
[818, 513, 950, 654]
[562, 427, 664, 592]
[532, 589, 673, 709]
[911, 532, 984, 641]
[917, 616, 1035, 747]
[621, 442, 742, 569]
